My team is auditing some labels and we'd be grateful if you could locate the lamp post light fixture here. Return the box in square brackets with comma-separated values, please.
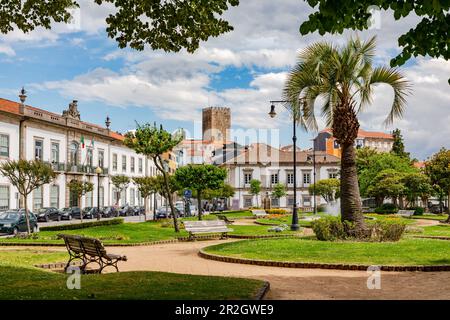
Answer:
[307, 138, 318, 215]
[95, 166, 103, 220]
[268, 100, 301, 231]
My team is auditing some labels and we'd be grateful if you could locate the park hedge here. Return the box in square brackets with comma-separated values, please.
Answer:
[39, 218, 124, 231]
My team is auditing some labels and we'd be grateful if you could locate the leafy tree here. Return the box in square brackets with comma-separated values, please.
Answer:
[133, 177, 157, 220]
[283, 37, 410, 230]
[1, 0, 239, 53]
[111, 175, 130, 206]
[175, 164, 227, 220]
[356, 147, 379, 173]
[401, 172, 434, 209]
[308, 178, 340, 204]
[67, 179, 93, 223]
[367, 169, 405, 207]
[271, 183, 286, 200]
[391, 128, 410, 159]
[357, 152, 415, 197]
[124, 123, 182, 231]
[249, 179, 261, 207]
[300, 0, 450, 82]
[0, 160, 56, 234]
[424, 148, 450, 221]
[202, 183, 235, 210]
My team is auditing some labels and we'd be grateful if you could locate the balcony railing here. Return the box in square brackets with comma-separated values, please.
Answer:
[45, 162, 108, 175]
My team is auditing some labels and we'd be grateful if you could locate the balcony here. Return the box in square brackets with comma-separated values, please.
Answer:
[44, 162, 109, 175]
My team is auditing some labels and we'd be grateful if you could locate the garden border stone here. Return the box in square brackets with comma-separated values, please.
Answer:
[198, 249, 450, 272]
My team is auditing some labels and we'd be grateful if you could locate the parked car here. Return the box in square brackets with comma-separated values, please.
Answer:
[118, 205, 135, 217]
[189, 205, 198, 216]
[0, 210, 39, 235]
[36, 207, 61, 222]
[156, 207, 182, 219]
[429, 204, 448, 214]
[81, 207, 101, 219]
[132, 206, 145, 216]
[59, 207, 80, 220]
[102, 206, 119, 218]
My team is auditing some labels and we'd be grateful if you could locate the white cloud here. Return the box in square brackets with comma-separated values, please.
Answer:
[0, 44, 15, 56]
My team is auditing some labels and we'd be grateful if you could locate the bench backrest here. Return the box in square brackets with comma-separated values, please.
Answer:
[251, 209, 267, 215]
[397, 210, 415, 216]
[59, 234, 107, 258]
[183, 220, 230, 232]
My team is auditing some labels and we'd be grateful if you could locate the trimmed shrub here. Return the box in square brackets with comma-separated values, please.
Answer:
[265, 208, 288, 215]
[375, 203, 398, 214]
[161, 219, 185, 229]
[317, 204, 327, 213]
[405, 226, 424, 234]
[412, 207, 425, 215]
[312, 216, 406, 242]
[39, 218, 124, 231]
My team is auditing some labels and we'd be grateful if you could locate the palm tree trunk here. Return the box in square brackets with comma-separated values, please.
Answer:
[340, 143, 365, 229]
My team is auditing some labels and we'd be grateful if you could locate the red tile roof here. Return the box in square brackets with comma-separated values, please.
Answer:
[320, 128, 393, 139]
[0, 97, 126, 142]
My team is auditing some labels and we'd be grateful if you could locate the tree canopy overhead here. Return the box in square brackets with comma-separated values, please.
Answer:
[1, 0, 239, 53]
[300, 0, 450, 76]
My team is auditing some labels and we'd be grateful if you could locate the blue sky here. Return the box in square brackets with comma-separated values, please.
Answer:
[0, 0, 449, 159]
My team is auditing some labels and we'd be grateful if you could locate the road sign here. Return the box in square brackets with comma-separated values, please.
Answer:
[184, 190, 192, 198]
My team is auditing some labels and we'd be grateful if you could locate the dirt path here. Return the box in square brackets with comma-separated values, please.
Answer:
[413, 219, 442, 227]
[102, 240, 450, 300]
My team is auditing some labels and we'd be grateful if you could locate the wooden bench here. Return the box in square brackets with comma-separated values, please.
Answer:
[396, 210, 415, 217]
[58, 234, 127, 274]
[216, 214, 235, 224]
[251, 209, 268, 217]
[183, 220, 233, 240]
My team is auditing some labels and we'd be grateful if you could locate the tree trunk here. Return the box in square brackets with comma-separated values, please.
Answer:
[340, 143, 365, 229]
[197, 191, 202, 221]
[24, 195, 31, 235]
[79, 196, 83, 223]
[446, 190, 450, 223]
[144, 196, 148, 221]
[161, 171, 179, 233]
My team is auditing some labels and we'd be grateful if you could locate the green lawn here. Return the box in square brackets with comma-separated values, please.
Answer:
[0, 221, 188, 245]
[204, 238, 450, 266]
[228, 224, 302, 236]
[0, 249, 264, 300]
[211, 210, 255, 219]
[422, 224, 450, 237]
[410, 214, 449, 221]
[255, 213, 327, 228]
[364, 214, 416, 224]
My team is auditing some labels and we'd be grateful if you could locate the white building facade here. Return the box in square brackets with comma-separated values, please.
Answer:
[0, 95, 160, 212]
[222, 143, 340, 210]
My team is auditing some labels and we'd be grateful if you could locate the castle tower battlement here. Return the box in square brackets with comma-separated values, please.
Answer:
[202, 107, 231, 143]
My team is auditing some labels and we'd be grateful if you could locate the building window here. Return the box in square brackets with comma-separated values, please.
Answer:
[244, 197, 253, 208]
[112, 188, 118, 205]
[130, 188, 135, 206]
[303, 172, 311, 185]
[244, 172, 252, 185]
[34, 139, 43, 161]
[112, 154, 118, 171]
[50, 185, 59, 208]
[271, 173, 279, 184]
[137, 190, 143, 206]
[86, 148, 93, 167]
[33, 186, 43, 211]
[98, 149, 104, 168]
[69, 142, 79, 165]
[138, 158, 143, 173]
[303, 196, 311, 206]
[122, 155, 127, 172]
[0, 134, 9, 157]
[131, 157, 135, 173]
[287, 173, 294, 185]
[329, 172, 338, 179]
[0, 185, 9, 210]
[99, 186, 104, 207]
[271, 197, 279, 207]
[333, 140, 340, 149]
[356, 139, 364, 149]
[287, 197, 294, 206]
[51, 142, 59, 163]
[86, 190, 93, 207]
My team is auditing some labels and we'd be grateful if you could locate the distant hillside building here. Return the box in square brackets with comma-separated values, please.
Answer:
[314, 128, 394, 158]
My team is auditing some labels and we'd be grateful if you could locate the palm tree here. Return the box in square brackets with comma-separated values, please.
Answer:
[283, 36, 410, 230]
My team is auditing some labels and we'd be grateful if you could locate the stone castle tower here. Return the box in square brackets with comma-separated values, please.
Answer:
[202, 107, 231, 143]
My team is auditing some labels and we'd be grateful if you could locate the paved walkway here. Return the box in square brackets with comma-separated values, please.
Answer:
[104, 240, 450, 300]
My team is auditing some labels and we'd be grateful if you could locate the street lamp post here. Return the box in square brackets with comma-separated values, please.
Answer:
[95, 167, 103, 220]
[269, 100, 300, 231]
